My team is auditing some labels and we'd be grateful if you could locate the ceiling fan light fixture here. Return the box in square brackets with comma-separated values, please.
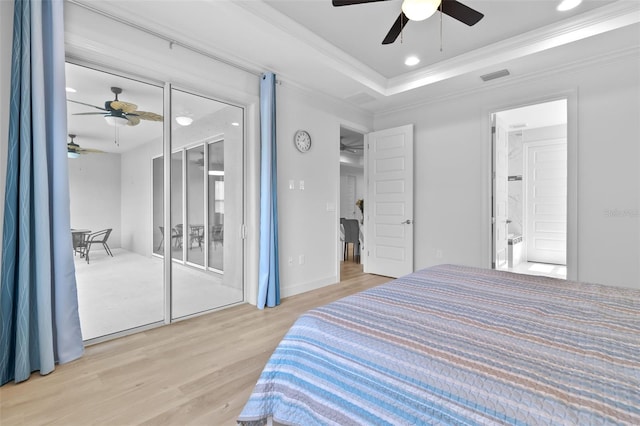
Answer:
[104, 115, 128, 127]
[557, 0, 582, 11]
[67, 151, 80, 159]
[401, 0, 441, 21]
[176, 116, 193, 126]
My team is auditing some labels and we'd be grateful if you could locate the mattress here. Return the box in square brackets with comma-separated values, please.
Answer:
[238, 264, 640, 425]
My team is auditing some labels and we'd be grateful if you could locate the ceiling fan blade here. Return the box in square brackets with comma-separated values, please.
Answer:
[130, 111, 164, 121]
[441, 0, 484, 26]
[110, 100, 138, 113]
[67, 99, 107, 111]
[72, 112, 107, 116]
[332, 0, 388, 6]
[126, 115, 141, 126]
[382, 12, 409, 45]
[79, 147, 106, 154]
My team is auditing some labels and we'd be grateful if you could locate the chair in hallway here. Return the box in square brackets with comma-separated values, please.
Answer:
[82, 228, 113, 264]
[342, 219, 360, 263]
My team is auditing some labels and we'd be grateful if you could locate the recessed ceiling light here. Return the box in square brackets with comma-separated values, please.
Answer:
[231, 122, 240, 127]
[175, 116, 193, 126]
[65, 87, 76, 93]
[557, 0, 582, 11]
[405, 56, 420, 66]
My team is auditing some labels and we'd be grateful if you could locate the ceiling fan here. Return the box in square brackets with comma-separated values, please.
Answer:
[340, 140, 364, 153]
[332, 0, 484, 45]
[68, 86, 163, 127]
[67, 134, 105, 158]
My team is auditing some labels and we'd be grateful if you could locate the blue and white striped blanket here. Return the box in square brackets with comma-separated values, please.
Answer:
[238, 264, 640, 425]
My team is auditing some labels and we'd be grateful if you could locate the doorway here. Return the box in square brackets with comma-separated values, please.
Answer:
[492, 99, 568, 280]
[339, 127, 365, 275]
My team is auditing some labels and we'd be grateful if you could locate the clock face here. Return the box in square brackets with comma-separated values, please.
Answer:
[294, 130, 311, 152]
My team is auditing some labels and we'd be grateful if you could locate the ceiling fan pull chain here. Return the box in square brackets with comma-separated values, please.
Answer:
[400, 13, 404, 44]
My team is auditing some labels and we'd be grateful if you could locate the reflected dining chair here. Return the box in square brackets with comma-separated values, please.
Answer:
[157, 226, 165, 251]
[82, 228, 113, 264]
[173, 224, 183, 248]
[211, 225, 224, 249]
[189, 225, 204, 250]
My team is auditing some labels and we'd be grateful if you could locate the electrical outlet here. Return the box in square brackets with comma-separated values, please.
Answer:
[288, 256, 293, 266]
[436, 249, 443, 259]
[289, 180, 295, 190]
[299, 180, 305, 190]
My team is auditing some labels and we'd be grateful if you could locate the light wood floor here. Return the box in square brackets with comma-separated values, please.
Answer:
[0, 261, 390, 425]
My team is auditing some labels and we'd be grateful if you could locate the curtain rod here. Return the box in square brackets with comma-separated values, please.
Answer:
[67, 0, 263, 78]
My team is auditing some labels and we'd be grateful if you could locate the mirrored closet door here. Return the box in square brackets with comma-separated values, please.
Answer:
[168, 88, 244, 319]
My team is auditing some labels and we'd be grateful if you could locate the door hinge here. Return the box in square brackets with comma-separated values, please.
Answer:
[241, 224, 247, 239]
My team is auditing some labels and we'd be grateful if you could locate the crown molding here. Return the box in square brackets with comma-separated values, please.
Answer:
[231, 0, 387, 94]
[385, 0, 640, 95]
[375, 45, 640, 118]
[238, 0, 640, 97]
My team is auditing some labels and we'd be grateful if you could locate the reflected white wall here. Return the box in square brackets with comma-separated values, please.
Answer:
[68, 153, 122, 248]
[121, 137, 161, 255]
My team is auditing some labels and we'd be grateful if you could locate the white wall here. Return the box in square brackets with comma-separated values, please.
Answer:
[375, 52, 640, 289]
[121, 139, 160, 255]
[0, 0, 13, 262]
[68, 153, 122, 248]
[276, 84, 372, 297]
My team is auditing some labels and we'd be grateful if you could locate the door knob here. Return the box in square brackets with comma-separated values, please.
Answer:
[401, 219, 412, 224]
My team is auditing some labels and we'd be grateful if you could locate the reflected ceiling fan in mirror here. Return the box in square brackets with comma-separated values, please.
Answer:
[67, 134, 105, 158]
[332, 0, 484, 45]
[68, 86, 163, 127]
[340, 139, 364, 153]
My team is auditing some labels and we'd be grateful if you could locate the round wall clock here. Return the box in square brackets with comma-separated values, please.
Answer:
[294, 129, 312, 153]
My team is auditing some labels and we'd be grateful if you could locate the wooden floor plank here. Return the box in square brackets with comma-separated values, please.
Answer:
[0, 263, 391, 426]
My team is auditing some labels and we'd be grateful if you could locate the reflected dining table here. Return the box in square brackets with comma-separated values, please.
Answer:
[71, 228, 91, 256]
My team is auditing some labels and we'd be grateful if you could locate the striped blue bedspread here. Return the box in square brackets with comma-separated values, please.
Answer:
[238, 264, 640, 425]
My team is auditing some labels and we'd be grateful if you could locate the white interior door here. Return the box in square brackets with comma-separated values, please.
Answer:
[525, 139, 567, 264]
[493, 115, 509, 270]
[365, 124, 413, 278]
